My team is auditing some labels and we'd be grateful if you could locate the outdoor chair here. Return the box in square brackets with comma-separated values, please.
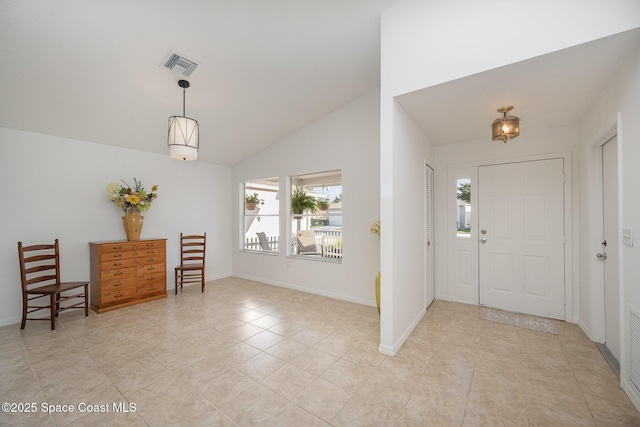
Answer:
[256, 232, 272, 251]
[296, 230, 323, 256]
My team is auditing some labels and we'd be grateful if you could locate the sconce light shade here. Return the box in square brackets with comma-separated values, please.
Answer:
[168, 115, 199, 160]
[167, 79, 199, 160]
[491, 106, 520, 143]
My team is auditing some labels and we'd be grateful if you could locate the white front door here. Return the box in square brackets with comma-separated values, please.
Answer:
[602, 136, 620, 362]
[478, 159, 565, 319]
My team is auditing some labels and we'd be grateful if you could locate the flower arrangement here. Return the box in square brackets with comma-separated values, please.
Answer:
[106, 178, 158, 213]
[370, 220, 380, 235]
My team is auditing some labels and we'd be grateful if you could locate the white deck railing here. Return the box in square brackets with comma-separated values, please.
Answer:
[244, 235, 279, 251]
[244, 230, 342, 259]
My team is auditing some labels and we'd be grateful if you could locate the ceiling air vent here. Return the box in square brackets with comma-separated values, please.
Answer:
[161, 52, 198, 77]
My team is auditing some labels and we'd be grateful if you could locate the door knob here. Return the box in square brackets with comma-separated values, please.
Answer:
[596, 253, 607, 260]
[480, 238, 487, 244]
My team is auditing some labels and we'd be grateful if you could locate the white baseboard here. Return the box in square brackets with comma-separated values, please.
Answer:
[378, 307, 426, 356]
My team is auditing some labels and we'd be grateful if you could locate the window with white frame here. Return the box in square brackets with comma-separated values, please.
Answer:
[456, 178, 471, 238]
[243, 178, 279, 253]
[290, 170, 342, 262]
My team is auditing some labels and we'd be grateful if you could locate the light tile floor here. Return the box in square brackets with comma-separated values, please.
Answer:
[2, 277, 639, 426]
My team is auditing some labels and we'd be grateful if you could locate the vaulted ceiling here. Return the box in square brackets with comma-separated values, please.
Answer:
[0, 1, 395, 166]
[1, 2, 638, 166]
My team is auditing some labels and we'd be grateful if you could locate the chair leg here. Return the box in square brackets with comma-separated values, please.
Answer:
[175, 269, 178, 295]
[50, 293, 56, 330]
[201, 270, 204, 293]
[84, 284, 89, 317]
[21, 296, 27, 330]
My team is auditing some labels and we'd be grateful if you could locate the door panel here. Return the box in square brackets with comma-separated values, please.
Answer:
[479, 159, 565, 319]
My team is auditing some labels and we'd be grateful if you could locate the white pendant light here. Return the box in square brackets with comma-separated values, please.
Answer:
[168, 80, 199, 160]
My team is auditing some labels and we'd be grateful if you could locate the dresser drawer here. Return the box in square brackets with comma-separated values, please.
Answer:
[136, 271, 165, 285]
[101, 286, 136, 304]
[100, 242, 138, 253]
[100, 250, 137, 262]
[137, 263, 164, 274]
[100, 257, 138, 269]
[137, 240, 163, 250]
[101, 277, 135, 291]
[136, 281, 165, 298]
[100, 267, 135, 281]
[136, 247, 165, 260]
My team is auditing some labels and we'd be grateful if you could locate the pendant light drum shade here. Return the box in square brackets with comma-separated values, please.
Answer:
[167, 79, 199, 160]
[168, 115, 199, 160]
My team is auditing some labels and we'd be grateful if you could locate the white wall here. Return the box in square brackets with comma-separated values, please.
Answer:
[380, 0, 639, 356]
[232, 89, 380, 306]
[0, 127, 232, 327]
[378, 101, 433, 355]
[577, 45, 640, 409]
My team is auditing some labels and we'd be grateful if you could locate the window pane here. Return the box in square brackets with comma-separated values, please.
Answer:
[291, 171, 342, 261]
[456, 178, 471, 238]
[244, 178, 279, 253]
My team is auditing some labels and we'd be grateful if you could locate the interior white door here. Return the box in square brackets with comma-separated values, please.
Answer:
[425, 164, 435, 307]
[478, 159, 565, 319]
[602, 136, 620, 362]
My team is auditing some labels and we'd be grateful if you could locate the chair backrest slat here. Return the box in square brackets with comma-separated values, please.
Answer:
[18, 239, 61, 291]
[179, 233, 206, 265]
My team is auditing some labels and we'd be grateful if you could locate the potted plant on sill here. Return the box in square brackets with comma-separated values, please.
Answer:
[245, 193, 263, 211]
[291, 186, 317, 218]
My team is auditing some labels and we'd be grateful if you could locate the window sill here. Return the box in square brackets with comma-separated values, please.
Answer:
[241, 249, 279, 256]
[287, 255, 342, 264]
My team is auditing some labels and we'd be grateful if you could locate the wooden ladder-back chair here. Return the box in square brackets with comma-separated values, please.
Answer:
[17, 239, 89, 330]
[175, 233, 206, 295]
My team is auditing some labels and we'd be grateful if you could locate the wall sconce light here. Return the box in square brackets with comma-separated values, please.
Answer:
[491, 106, 520, 143]
[168, 80, 199, 160]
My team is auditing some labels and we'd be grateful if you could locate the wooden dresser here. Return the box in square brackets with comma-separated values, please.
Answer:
[89, 239, 167, 313]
